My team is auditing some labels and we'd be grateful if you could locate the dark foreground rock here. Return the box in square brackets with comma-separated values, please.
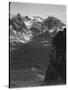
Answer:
[44, 28, 66, 84]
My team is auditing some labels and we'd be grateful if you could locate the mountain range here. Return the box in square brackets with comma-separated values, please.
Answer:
[9, 13, 66, 50]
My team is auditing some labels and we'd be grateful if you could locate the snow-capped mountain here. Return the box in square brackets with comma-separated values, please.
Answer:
[24, 21, 33, 29]
[25, 16, 44, 22]
[9, 14, 66, 50]
[31, 16, 44, 22]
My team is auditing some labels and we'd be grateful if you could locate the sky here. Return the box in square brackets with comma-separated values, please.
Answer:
[10, 2, 66, 23]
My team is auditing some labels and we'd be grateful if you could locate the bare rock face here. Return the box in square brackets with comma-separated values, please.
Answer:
[43, 16, 65, 30]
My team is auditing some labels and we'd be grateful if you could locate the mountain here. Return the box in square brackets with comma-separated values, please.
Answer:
[9, 14, 66, 50]
[43, 16, 65, 30]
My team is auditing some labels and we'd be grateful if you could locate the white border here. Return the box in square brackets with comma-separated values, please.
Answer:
[0, 0, 68, 90]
